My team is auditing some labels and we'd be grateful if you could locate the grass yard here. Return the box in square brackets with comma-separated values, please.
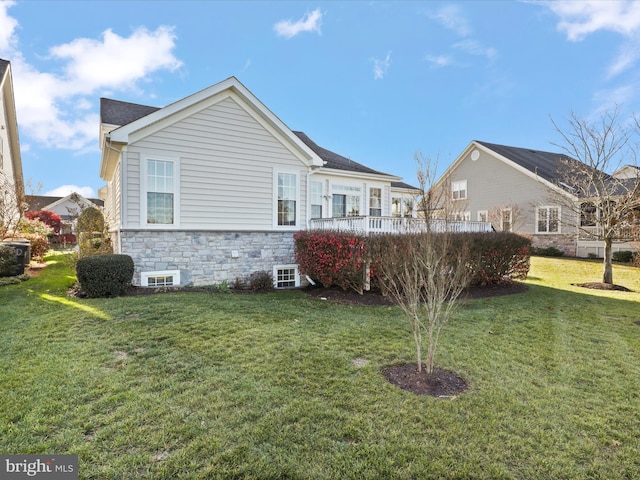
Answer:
[1, 254, 640, 478]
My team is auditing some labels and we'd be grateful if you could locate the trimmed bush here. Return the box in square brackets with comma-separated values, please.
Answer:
[249, 271, 274, 292]
[612, 250, 634, 263]
[533, 246, 564, 257]
[294, 231, 367, 293]
[458, 232, 532, 285]
[76, 254, 134, 298]
[0, 245, 18, 277]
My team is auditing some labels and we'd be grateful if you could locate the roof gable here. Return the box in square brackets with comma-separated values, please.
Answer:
[100, 77, 325, 180]
[475, 141, 576, 185]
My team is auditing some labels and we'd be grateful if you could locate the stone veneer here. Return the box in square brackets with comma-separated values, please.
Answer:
[119, 230, 297, 286]
[530, 234, 576, 256]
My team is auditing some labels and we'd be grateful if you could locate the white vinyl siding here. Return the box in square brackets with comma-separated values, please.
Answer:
[125, 96, 307, 230]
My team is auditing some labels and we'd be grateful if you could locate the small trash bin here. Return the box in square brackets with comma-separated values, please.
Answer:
[1, 240, 31, 276]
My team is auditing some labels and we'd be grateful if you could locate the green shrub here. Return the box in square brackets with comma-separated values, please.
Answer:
[612, 250, 634, 263]
[249, 270, 274, 292]
[17, 217, 54, 260]
[76, 254, 134, 297]
[0, 245, 18, 277]
[587, 253, 599, 260]
[0, 274, 30, 287]
[453, 232, 532, 285]
[77, 207, 112, 257]
[534, 246, 565, 257]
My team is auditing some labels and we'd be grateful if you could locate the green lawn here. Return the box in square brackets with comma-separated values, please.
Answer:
[1, 254, 640, 479]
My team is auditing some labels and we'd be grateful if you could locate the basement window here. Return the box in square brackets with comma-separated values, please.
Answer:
[274, 265, 299, 288]
[141, 270, 180, 287]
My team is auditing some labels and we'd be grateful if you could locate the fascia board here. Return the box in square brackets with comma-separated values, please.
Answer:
[108, 77, 324, 169]
[319, 167, 402, 183]
[100, 140, 124, 181]
[1, 64, 24, 190]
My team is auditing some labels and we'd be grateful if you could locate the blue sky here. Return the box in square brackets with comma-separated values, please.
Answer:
[2, 0, 640, 197]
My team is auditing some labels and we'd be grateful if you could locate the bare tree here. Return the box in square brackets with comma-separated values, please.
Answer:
[551, 108, 640, 284]
[0, 171, 26, 239]
[488, 202, 523, 232]
[369, 154, 474, 374]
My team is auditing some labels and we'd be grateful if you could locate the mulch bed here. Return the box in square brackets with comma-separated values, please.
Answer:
[572, 282, 632, 292]
[382, 365, 468, 397]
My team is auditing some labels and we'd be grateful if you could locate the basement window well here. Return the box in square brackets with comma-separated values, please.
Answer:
[141, 270, 181, 287]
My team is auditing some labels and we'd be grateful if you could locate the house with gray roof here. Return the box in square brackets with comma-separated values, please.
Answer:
[434, 140, 640, 257]
[99, 77, 434, 287]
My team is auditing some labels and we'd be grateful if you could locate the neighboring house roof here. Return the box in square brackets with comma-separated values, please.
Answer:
[26, 194, 103, 212]
[475, 141, 576, 185]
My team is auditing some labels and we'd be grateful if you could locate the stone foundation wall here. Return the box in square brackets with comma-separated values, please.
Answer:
[530, 234, 576, 256]
[120, 230, 297, 286]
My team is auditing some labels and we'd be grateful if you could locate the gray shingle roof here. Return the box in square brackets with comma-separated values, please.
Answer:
[0, 58, 8, 79]
[25, 195, 103, 212]
[100, 98, 160, 126]
[476, 140, 578, 184]
[293, 131, 393, 177]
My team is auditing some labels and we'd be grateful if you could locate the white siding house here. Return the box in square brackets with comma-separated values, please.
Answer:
[99, 77, 423, 287]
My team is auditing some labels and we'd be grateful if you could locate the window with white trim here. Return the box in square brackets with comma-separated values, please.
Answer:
[310, 181, 323, 219]
[537, 206, 560, 233]
[145, 158, 178, 225]
[477, 210, 488, 222]
[277, 172, 298, 226]
[452, 211, 470, 221]
[501, 208, 512, 232]
[369, 188, 382, 216]
[141, 270, 180, 287]
[452, 180, 467, 200]
[274, 265, 299, 288]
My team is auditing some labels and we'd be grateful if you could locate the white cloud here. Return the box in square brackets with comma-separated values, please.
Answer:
[0, 0, 18, 54]
[425, 54, 454, 68]
[44, 185, 96, 198]
[548, 0, 640, 41]
[0, 2, 182, 153]
[274, 8, 323, 39]
[428, 5, 472, 37]
[372, 51, 391, 80]
[453, 40, 497, 61]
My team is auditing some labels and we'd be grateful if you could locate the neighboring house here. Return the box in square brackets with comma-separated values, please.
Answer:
[99, 77, 435, 287]
[434, 140, 640, 257]
[0, 58, 25, 238]
[26, 193, 104, 236]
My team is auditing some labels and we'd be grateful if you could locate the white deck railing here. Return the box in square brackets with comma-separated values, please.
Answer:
[578, 224, 635, 241]
[308, 216, 494, 235]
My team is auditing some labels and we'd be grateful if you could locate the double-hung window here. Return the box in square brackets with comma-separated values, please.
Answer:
[310, 181, 323, 219]
[452, 180, 467, 200]
[537, 206, 560, 233]
[145, 157, 178, 225]
[501, 208, 512, 232]
[277, 172, 298, 226]
[369, 188, 382, 216]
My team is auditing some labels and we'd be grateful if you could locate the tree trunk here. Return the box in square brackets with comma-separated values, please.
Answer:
[602, 236, 613, 284]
